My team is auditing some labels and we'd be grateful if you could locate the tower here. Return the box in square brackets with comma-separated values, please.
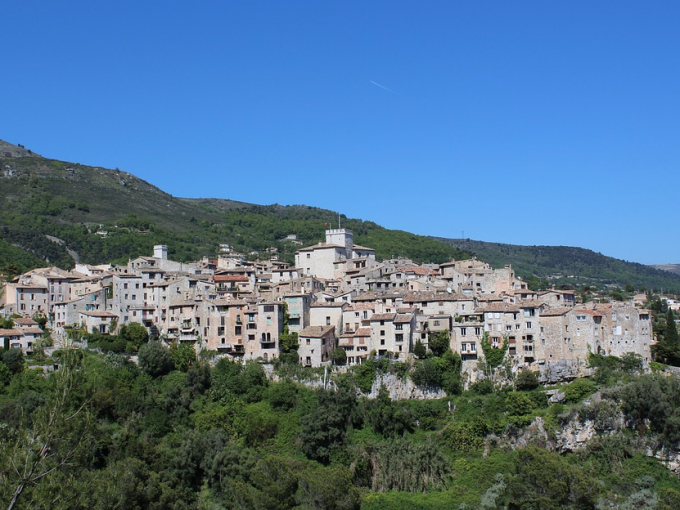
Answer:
[325, 229, 353, 259]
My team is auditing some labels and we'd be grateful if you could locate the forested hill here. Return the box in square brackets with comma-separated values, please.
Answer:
[2, 137, 679, 293]
[434, 237, 680, 294]
[0, 140, 467, 274]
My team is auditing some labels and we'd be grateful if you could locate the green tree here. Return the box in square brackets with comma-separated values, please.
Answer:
[300, 385, 357, 464]
[503, 447, 599, 509]
[137, 341, 174, 377]
[119, 322, 149, 352]
[3, 348, 24, 375]
[655, 310, 680, 366]
[330, 348, 347, 366]
[169, 341, 197, 372]
[412, 339, 427, 359]
[428, 330, 450, 357]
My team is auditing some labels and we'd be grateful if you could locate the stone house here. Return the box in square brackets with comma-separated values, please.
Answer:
[298, 325, 336, 367]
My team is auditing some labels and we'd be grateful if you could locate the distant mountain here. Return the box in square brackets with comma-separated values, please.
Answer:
[0, 139, 467, 273]
[433, 237, 680, 294]
[651, 264, 680, 277]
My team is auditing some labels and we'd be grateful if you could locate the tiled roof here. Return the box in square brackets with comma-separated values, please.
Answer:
[477, 302, 521, 313]
[394, 313, 414, 324]
[299, 325, 335, 337]
[0, 328, 22, 336]
[311, 302, 346, 308]
[355, 327, 371, 336]
[13, 318, 38, 326]
[214, 275, 250, 282]
[540, 308, 571, 317]
[371, 313, 396, 322]
[404, 291, 466, 303]
[80, 311, 119, 318]
[297, 243, 345, 252]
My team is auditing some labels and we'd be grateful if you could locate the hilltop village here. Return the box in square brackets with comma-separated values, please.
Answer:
[1, 228, 653, 381]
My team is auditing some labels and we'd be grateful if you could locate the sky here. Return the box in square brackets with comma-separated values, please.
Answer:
[2, 1, 679, 265]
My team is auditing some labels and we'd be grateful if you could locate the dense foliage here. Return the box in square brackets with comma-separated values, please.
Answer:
[1, 344, 680, 509]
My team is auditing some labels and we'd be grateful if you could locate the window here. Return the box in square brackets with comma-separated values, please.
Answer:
[380, 330, 385, 336]
[460, 328, 467, 336]
[526, 322, 532, 329]
[576, 315, 586, 322]
[433, 320, 440, 327]
[326, 316, 331, 326]
[474, 327, 481, 336]
[395, 324, 403, 330]
[396, 334, 403, 342]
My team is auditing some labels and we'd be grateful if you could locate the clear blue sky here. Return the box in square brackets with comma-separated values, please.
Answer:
[3, 1, 679, 265]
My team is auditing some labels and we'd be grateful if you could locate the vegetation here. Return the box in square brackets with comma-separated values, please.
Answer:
[0, 345, 680, 508]
[4, 154, 679, 294]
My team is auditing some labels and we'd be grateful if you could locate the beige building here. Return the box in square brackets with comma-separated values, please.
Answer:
[298, 325, 336, 367]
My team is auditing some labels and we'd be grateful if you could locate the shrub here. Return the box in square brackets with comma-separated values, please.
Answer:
[515, 370, 539, 390]
[564, 378, 597, 404]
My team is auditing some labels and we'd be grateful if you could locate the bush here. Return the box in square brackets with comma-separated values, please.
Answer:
[470, 379, 494, 395]
[515, 370, 539, 390]
[564, 378, 597, 404]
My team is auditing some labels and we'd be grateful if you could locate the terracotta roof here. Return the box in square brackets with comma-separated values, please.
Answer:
[538, 289, 575, 296]
[299, 325, 335, 337]
[355, 327, 371, 336]
[353, 244, 375, 251]
[214, 275, 250, 282]
[80, 311, 118, 318]
[345, 303, 376, 311]
[404, 291, 466, 303]
[371, 313, 396, 322]
[20, 327, 44, 335]
[477, 303, 521, 313]
[540, 308, 571, 317]
[214, 299, 249, 307]
[311, 302, 346, 308]
[13, 318, 38, 326]
[394, 313, 414, 324]
[398, 266, 436, 276]
[0, 328, 22, 336]
[297, 243, 345, 252]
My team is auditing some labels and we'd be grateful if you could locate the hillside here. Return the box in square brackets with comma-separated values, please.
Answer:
[0, 140, 467, 273]
[3, 137, 680, 293]
[434, 237, 680, 294]
[652, 264, 680, 277]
